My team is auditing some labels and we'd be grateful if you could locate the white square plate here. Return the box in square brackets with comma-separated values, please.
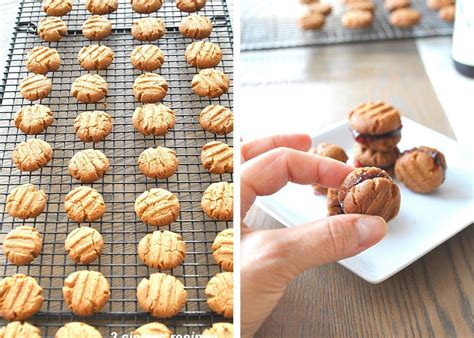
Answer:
[256, 117, 474, 283]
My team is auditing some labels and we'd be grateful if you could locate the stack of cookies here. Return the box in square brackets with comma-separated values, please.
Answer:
[349, 101, 402, 173]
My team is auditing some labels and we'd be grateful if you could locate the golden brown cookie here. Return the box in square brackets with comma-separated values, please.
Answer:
[131, 0, 163, 14]
[353, 143, 400, 169]
[384, 0, 411, 11]
[205, 272, 233, 318]
[136, 272, 187, 318]
[131, 18, 165, 41]
[86, 0, 118, 14]
[42, 0, 72, 16]
[179, 15, 213, 39]
[426, 0, 453, 10]
[130, 45, 165, 71]
[202, 323, 233, 338]
[83, 15, 112, 40]
[68, 149, 109, 183]
[14, 104, 54, 134]
[185, 41, 222, 68]
[3, 226, 42, 265]
[6, 184, 47, 219]
[138, 230, 186, 269]
[309, 3, 333, 16]
[199, 105, 233, 135]
[63, 270, 110, 316]
[327, 188, 343, 216]
[65, 186, 106, 222]
[349, 101, 402, 136]
[346, 0, 375, 12]
[132, 104, 175, 136]
[389, 8, 421, 28]
[78, 45, 114, 70]
[0, 274, 44, 321]
[439, 5, 455, 22]
[74, 111, 112, 143]
[12, 138, 53, 172]
[20, 74, 52, 101]
[342, 10, 373, 28]
[201, 141, 233, 174]
[299, 11, 326, 30]
[65, 227, 104, 264]
[0, 321, 41, 338]
[37, 17, 67, 42]
[135, 188, 180, 226]
[133, 73, 168, 103]
[201, 182, 233, 221]
[192, 69, 230, 98]
[133, 323, 172, 338]
[138, 146, 179, 179]
[26, 46, 61, 74]
[55, 322, 102, 338]
[212, 228, 233, 272]
[71, 74, 108, 103]
[176, 0, 207, 12]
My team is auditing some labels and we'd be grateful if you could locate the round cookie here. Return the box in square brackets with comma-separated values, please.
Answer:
[192, 69, 230, 98]
[205, 272, 233, 318]
[68, 149, 109, 183]
[133, 323, 172, 338]
[56, 322, 102, 338]
[42, 0, 72, 16]
[3, 226, 42, 265]
[353, 143, 400, 169]
[327, 188, 343, 216]
[138, 146, 179, 179]
[299, 11, 326, 30]
[179, 15, 213, 39]
[133, 73, 168, 103]
[131, 18, 165, 41]
[86, 0, 118, 14]
[132, 104, 175, 136]
[342, 10, 373, 29]
[185, 41, 222, 69]
[138, 230, 186, 269]
[309, 143, 348, 195]
[201, 182, 233, 221]
[65, 227, 104, 264]
[78, 45, 114, 70]
[395, 146, 446, 193]
[346, 0, 375, 12]
[74, 111, 112, 142]
[201, 141, 233, 174]
[309, 3, 333, 16]
[12, 138, 53, 172]
[0, 322, 41, 338]
[135, 188, 180, 226]
[65, 186, 106, 222]
[130, 45, 165, 71]
[202, 323, 234, 338]
[176, 0, 207, 12]
[0, 274, 44, 321]
[212, 228, 233, 272]
[71, 74, 108, 103]
[338, 167, 401, 222]
[136, 272, 187, 318]
[6, 184, 47, 219]
[199, 105, 233, 135]
[438, 5, 455, 22]
[83, 15, 112, 40]
[37, 17, 67, 42]
[63, 270, 110, 316]
[384, 0, 411, 11]
[131, 0, 163, 14]
[20, 74, 52, 101]
[389, 8, 421, 28]
[426, 0, 453, 10]
[14, 104, 54, 134]
[26, 46, 61, 74]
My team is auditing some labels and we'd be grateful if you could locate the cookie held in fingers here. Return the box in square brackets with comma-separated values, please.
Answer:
[342, 10, 373, 29]
[3, 226, 42, 265]
[74, 111, 112, 142]
[65, 186, 106, 222]
[185, 41, 222, 69]
[0, 322, 41, 338]
[65, 227, 104, 264]
[86, 0, 118, 14]
[131, 18, 165, 41]
[132, 104, 175, 136]
[133, 323, 172, 338]
[133, 73, 168, 103]
[199, 105, 233, 135]
[338, 167, 401, 222]
[389, 8, 421, 28]
[131, 0, 163, 14]
[179, 15, 212, 39]
[26, 46, 61, 74]
[14, 104, 53, 135]
[201, 141, 233, 174]
[130, 45, 165, 71]
[69, 149, 109, 183]
[299, 11, 325, 30]
[138, 230, 186, 269]
[138, 146, 179, 179]
[135, 188, 180, 226]
[0, 274, 44, 321]
[206, 272, 233, 318]
[176, 0, 207, 12]
[78, 45, 114, 70]
[37, 17, 67, 41]
[12, 139, 53, 172]
[83, 15, 112, 40]
[192, 69, 230, 98]
[56, 322, 103, 338]
[327, 188, 343, 216]
[201, 182, 233, 221]
[71, 74, 108, 103]
[212, 228, 233, 272]
[202, 323, 234, 338]
[6, 184, 47, 219]
[20, 74, 52, 101]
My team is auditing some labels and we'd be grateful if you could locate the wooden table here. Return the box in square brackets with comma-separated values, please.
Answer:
[242, 41, 474, 337]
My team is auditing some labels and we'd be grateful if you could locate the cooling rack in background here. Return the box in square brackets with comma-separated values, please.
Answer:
[0, 0, 233, 336]
[241, 0, 453, 51]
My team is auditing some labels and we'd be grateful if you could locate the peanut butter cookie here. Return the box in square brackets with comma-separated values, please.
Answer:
[0, 274, 44, 321]
[0, 322, 41, 338]
[138, 230, 186, 269]
[132, 104, 175, 136]
[20, 74, 52, 101]
[86, 0, 118, 14]
[71, 74, 108, 103]
[199, 105, 233, 135]
[74, 111, 112, 143]
[42, 0, 72, 16]
[137, 272, 187, 318]
[131, 18, 165, 41]
[65, 186, 106, 222]
[6, 184, 47, 219]
[56, 322, 102, 338]
[309, 3, 333, 16]
[299, 11, 325, 30]
[133, 323, 172, 338]
[202, 323, 233, 338]
[83, 15, 112, 40]
[192, 69, 229, 98]
[63, 270, 110, 316]
[69, 149, 109, 183]
[201, 182, 233, 221]
[327, 188, 343, 216]
[212, 228, 233, 272]
[201, 141, 233, 174]
[65, 227, 104, 264]
[389, 8, 421, 28]
[130, 45, 165, 71]
[342, 10, 373, 28]
[135, 188, 180, 226]
[78, 45, 114, 70]
[353, 143, 400, 169]
[138, 146, 179, 179]
[3, 226, 42, 265]
[26, 46, 61, 74]
[37, 17, 67, 41]
[131, 0, 163, 14]
[179, 15, 212, 39]
[309, 143, 348, 195]
[12, 138, 53, 172]
[438, 5, 455, 22]
[176, 0, 207, 12]
[14, 104, 54, 134]
[205, 272, 233, 318]
[133, 73, 168, 103]
[185, 41, 222, 68]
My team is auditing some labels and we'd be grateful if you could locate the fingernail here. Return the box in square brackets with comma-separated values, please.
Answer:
[355, 216, 387, 246]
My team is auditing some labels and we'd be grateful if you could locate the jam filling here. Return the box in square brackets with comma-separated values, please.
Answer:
[352, 126, 402, 144]
[340, 171, 387, 211]
[403, 147, 446, 181]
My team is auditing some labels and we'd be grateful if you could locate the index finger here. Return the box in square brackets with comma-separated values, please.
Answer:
[241, 134, 312, 163]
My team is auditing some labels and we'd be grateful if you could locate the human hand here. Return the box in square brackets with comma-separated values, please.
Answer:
[240, 134, 388, 338]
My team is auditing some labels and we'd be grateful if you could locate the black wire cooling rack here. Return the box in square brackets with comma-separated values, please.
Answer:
[0, 0, 233, 336]
[241, 0, 453, 51]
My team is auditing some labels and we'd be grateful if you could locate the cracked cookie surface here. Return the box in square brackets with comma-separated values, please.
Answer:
[20, 74, 52, 101]
[185, 41, 222, 68]
[131, 0, 163, 14]
[86, 0, 118, 14]
[179, 15, 212, 39]
[71, 74, 108, 103]
[26, 46, 61, 74]
[199, 105, 233, 135]
[12, 138, 53, 172]
[201, 141, 233, 174]
[68, 149, 109, 183]
[205, 272, 233, 318]
[3, 226, 42, 265]
[212, 228, 233, 272]
[0, 321, 41, 338]
[131, 45, 165, 71]
[37, 17, 67, 42]
[202, 323, 233, 338]
[65, 186, 105, 222]
[201, 182, 233, 221]
[78, 45, 114, 70]
[56, 322, 102, 338]
[138, 146, 178, 179]
[135, 188, 180, 226]
[138, 230, 186, 269]
[192, 69, 229, 98]
[6, 184, 47, 219]
[14, 104, 54, 135]
[0, 274, 44, 321]
[132, 103, 175, 136]
[133, 73, 168, 103]
[133, 322, 172, 338]
[74, 111, 112, 142]
[131, 18, 165, 41]
[65, 227, 104, 264]
[82, 15, 112, 40]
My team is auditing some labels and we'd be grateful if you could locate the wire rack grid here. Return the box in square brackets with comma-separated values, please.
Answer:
[0, 0, 233, 336]
[241, 0, 453, 51]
